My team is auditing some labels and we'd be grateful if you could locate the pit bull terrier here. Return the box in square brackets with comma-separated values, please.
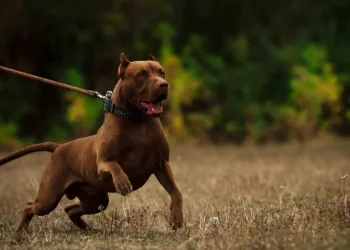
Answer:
[0, 53, 183, 232]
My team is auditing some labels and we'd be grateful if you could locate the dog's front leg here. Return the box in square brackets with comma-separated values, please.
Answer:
[97, 161, 133, 196]
[155, 162, 183, 230]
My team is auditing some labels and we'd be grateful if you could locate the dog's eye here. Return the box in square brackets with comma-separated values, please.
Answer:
[160, 71, 165, 78]
[138, 71, 146, 77]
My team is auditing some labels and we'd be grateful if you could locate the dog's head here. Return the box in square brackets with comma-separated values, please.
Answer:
[115, 53, 168, 117]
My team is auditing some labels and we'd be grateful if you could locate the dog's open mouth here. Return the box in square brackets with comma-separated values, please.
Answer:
[140, 94, 167, 116]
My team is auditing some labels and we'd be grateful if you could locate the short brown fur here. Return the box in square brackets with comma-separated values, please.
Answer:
[0, 53, 183, 232]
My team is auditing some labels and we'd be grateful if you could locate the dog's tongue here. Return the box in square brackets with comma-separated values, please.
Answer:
[141, 102, 163, 115]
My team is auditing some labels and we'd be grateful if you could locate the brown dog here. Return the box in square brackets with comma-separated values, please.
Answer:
[0, 53, 183, 232]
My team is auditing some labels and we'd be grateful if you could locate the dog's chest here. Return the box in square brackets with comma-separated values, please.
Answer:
[118, 126, 167, 168]
[101, 121, 169, 190]
[120, 142, 163, 172]
[117, 141, 165, 190]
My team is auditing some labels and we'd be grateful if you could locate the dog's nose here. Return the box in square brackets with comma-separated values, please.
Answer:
[159, 82, 168, 89]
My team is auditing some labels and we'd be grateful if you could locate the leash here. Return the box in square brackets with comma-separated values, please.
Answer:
[0, 65, 147, 118]
[0, 65, 105, 99]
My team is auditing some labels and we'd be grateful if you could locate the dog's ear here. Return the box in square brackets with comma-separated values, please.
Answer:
[118, 53, 131, 79]
[149, 54, 157, 61]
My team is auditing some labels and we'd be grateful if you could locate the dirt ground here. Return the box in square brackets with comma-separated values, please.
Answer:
[1, 138, 350, 249]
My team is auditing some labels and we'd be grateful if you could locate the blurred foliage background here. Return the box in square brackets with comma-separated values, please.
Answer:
[1, 0, 350, 148]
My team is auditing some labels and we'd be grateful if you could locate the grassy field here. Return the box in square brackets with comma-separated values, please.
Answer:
[1, 138, 350, 249]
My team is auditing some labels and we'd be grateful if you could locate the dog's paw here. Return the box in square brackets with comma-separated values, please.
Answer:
[113, 174, 133, 196]
[170, 207, 183, 230]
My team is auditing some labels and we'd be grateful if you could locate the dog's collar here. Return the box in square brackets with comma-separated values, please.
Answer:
[103, 91, 147, 118]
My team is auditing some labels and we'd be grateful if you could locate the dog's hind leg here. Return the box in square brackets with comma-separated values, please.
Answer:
[16, 201, 35, 232]
[64, 184, 109, 229]
[16, 161, 69, 233]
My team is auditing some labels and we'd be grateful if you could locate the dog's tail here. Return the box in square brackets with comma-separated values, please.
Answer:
[0, 142, 60, 166]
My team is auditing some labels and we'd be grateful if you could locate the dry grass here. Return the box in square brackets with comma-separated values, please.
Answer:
[1, 138, 350, 249]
